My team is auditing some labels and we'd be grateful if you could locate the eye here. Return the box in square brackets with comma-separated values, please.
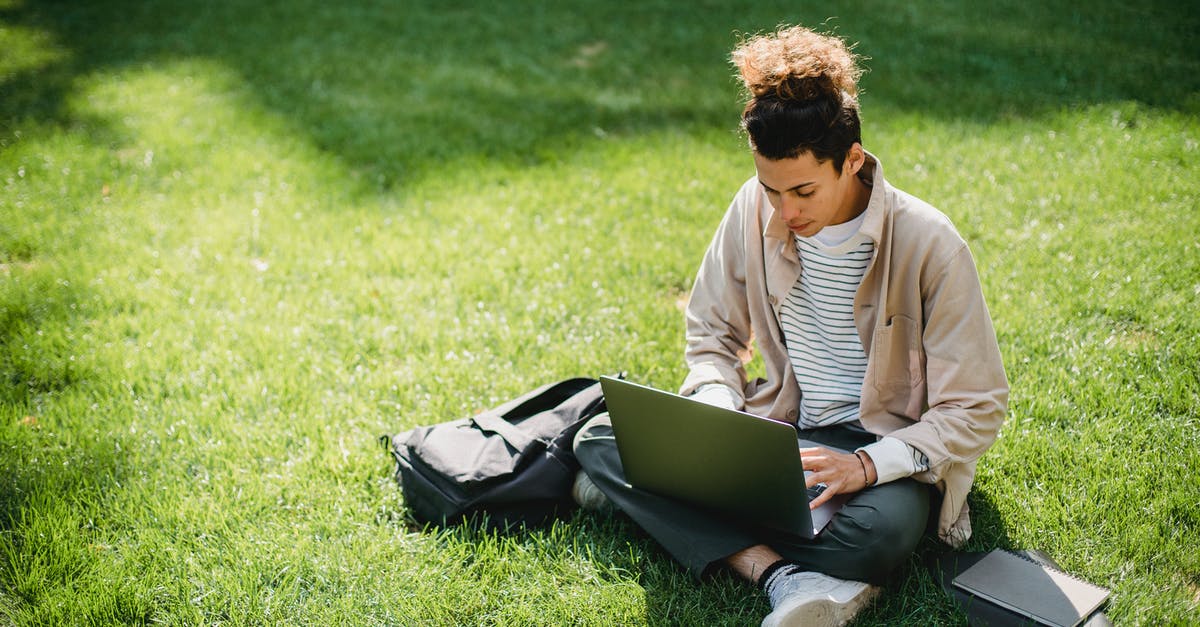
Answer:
[796, 190, 815, 198]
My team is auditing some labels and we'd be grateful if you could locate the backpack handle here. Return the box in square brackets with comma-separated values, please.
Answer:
[470, 412, 539, 452]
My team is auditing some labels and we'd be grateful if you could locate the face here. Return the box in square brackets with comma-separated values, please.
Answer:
[753, 144, 867, 237]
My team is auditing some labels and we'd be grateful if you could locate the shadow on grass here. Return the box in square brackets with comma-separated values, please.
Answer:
[2, 0, 1197, 195]
[0, 272, 88, 408]
[0, 281, 149, 623]
[397, 490, 1019, 624]
[843, 489, 1019, 624]
[0, 265, 114, 526]
[0, 266, 145, 621]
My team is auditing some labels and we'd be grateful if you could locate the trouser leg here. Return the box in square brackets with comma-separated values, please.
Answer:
[574, 413, 759, 577]
[761, 476, 929, 584]
[573, 414, 931, 583]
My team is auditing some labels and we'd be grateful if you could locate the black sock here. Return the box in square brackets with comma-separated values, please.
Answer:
[757, 559, 800, 591]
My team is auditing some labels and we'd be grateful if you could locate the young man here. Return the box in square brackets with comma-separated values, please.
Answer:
[573, 25, 1008, 626]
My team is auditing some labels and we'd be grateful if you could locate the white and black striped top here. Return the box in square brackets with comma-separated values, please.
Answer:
[781, 221, 873, 429]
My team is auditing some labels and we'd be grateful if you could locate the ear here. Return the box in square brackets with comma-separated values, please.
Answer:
[843, 143, 866, 176]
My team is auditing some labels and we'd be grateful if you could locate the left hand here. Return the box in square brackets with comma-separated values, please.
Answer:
[799, 447, 873, 509]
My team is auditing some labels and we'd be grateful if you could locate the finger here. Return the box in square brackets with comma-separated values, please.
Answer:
[809, 483, 836, 509]
[798, 446, 829, 460]
[799, 448, 828, 471]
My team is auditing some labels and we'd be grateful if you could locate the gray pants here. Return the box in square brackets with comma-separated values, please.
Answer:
[573, 413, 930, 584]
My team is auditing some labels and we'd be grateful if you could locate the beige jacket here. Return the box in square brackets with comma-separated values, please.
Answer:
[680, 153, 1008, 546]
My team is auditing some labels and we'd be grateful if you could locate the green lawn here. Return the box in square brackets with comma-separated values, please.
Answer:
[2, 0, 1198, 624]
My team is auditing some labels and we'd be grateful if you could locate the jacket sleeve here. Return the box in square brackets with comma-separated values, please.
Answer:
[678, 187, 756, 407]
[890, 243, 1009, 482]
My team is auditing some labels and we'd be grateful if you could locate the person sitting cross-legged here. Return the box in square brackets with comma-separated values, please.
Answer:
[573, 24, 1008, 627]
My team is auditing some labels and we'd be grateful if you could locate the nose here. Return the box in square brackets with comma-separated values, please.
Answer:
[778, 193, 803, 222]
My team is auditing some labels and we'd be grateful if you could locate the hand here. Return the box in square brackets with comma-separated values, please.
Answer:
[799, 447, 875, 509]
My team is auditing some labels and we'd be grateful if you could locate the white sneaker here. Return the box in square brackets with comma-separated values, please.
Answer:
[571, 471, 612, 511]
[761, 571, 879, 627]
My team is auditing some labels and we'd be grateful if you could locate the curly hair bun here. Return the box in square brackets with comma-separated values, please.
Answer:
[732, 25, 862, 103]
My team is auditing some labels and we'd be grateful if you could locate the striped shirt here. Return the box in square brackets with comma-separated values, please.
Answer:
[778, 212, 932, 479]
[781, 220, 873, 428]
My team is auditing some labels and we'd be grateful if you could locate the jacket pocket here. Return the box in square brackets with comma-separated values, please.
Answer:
[870, 315, 927, 417]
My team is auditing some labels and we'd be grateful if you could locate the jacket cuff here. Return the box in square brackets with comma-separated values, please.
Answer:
[690, 383, 741, 410]
[857, 437, 918, 485]
[680, 362, 744, 400]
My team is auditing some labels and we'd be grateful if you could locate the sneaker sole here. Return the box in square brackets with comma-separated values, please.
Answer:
[762, 584, 880, 627]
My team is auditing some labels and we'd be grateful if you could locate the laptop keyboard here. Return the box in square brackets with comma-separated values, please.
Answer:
[807, 483, 827, 501]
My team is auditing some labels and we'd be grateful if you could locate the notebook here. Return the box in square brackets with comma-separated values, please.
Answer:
[951, 549, 1111, 627]
[599, 376, 849, 538]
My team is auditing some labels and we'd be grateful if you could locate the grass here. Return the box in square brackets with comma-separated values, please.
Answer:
[1, 0, 1198, 624]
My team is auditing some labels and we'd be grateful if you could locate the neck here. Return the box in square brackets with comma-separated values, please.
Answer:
[835, 173, 871, 225]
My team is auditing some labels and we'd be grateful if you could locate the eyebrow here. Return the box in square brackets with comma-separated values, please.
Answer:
[759, 179, 816, 193]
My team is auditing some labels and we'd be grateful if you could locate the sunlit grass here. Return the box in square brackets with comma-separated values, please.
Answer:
[1, 0, 1198, 624]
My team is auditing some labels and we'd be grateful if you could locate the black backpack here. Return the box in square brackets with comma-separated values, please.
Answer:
[383, 376, 613, 529]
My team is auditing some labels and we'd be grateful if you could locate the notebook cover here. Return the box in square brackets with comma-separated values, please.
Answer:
[951, 550, 1110, 627]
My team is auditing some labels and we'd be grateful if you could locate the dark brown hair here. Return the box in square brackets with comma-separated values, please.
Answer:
[732, 26, 864, 169]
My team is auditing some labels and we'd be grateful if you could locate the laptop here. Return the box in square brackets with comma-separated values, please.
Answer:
[600, 376, 850, 538]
